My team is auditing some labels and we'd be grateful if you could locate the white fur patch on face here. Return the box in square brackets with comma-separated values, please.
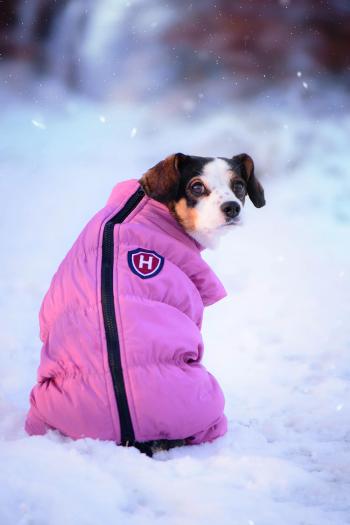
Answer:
[190, 158, 243, 248]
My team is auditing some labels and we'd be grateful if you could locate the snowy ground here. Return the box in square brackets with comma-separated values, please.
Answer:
[1, 70, 350, 524]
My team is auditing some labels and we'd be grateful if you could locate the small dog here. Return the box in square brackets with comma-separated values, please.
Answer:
[25, 152, 265, 457]
[140, 153, 265, 248]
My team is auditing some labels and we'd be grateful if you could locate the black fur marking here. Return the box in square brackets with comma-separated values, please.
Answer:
[228, 166, 247, 203]
[175, 155, 213, 207]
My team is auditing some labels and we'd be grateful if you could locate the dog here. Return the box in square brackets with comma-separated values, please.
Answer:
[25, 153, 265, 457]
[140, 153, 265, 248]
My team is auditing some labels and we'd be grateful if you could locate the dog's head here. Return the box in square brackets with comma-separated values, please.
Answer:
[140, 153, 265, 247]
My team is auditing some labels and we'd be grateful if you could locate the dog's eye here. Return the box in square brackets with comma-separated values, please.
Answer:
[234, 182, 245, 196]
[190, 181, 206, 196]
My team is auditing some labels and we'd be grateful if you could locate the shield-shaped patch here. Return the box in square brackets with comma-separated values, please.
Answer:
[127, 248, 164, 279]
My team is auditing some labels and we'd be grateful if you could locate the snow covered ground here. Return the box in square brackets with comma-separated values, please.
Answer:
[1, 71, 350, 524]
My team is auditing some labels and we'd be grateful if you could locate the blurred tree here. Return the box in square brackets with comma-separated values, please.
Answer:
[1, 0, 349, 96]
[162, 0, 350, 83]
[0, 0, 20, 57]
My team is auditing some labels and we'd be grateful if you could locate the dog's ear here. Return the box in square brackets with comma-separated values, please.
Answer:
[233, 153, 266, 208]
[140, 153, 188, 203]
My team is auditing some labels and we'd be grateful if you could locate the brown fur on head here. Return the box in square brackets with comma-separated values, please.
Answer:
[140, 153, 187, 204]
[139, 152, 265, 247]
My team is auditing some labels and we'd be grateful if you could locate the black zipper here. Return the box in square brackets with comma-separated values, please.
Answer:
[101, 186, 145, 445]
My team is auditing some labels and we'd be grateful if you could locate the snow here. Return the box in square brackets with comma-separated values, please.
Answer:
[1, 72, 350, 524]
[31, 119, 47, 130]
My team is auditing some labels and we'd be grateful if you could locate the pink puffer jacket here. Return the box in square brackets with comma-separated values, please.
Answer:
[25, 179, 228, 446]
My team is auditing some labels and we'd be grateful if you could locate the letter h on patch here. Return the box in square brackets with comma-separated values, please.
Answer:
[128, 248, 164, 279]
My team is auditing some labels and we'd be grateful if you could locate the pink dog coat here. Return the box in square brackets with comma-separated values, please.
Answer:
[25, 179, 228, 445]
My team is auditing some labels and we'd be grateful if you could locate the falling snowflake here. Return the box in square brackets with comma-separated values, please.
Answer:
[31, 119, 46, 130]
[297, 71, 302, 77]
[302, 81, 308, 89]
[336, 404, 343, 412]
[99, 115, 106, 123]
[130, 127, 137, 138]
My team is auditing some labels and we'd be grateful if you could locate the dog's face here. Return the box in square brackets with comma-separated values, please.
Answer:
[140, 153, 265, 247]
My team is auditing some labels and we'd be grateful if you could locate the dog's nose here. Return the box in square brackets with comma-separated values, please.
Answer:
[221, 201, 241, 219]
